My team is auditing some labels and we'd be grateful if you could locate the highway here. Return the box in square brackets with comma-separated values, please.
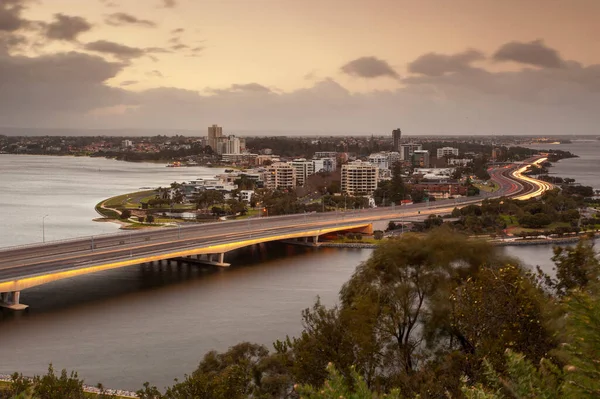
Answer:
[0, 158, 553, 308]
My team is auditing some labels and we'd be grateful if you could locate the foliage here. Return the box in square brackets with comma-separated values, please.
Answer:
[295, 363, 403, 399]
[119, 209, 132, 219]
[537, 238, 600, 297]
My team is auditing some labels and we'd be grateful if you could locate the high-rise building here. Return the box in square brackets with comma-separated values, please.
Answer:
[341, 161, 378, 196]
[290, 159, 315, 186]
[392, 128, 402, 152]
[207, 124, 223, 151]
[399, 143, 422, 161]
[412, 150, 430, 168]
[436, 147, 459, 158]
[265, 162, 297, 190]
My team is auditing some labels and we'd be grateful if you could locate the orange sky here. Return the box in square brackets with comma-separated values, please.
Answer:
[21, 0, 600, 93]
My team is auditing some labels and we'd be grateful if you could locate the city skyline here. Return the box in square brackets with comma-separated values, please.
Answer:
[1, 0, 599, 134]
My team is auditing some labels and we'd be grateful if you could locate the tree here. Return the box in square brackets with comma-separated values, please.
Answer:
[32, 364, 86, 399]
[544, 238, 600, 297]
[296, 363, 403, 399]
[120, 209, 132, 219]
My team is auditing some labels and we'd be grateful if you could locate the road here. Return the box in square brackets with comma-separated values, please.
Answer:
[0, 158, 552, 306]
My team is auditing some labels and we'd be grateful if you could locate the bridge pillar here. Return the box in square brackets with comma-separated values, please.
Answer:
[313, 235, 319, 244]
[0, 291, 28, 311]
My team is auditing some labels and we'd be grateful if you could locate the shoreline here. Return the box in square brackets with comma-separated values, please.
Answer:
[0, 374, 137, 398]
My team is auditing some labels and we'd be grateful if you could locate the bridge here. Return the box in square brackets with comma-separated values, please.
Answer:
[0, 158, 551, 310]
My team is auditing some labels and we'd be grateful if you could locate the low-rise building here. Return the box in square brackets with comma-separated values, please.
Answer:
[436, 147, 459, 158]
[411, 182, 467, 199]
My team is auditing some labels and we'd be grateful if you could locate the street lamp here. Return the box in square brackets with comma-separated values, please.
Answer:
[42, 214, 49, 243]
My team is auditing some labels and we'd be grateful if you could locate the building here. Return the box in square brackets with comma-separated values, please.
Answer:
[436, 147, 459, 158]
[392, 128, 402, 152]
[265, 162, 297, 190]
[387, 151, 402, 167]
[121, 140, 133, 149]
[290, 158, 315, 186]
[207, 124, 223, 151]
[239, 190, 254, 203]
[341, 161, 378, 196]
[313, 151, 337, 159]
[313, 158, 336, 173]
[411, 183, 467, 199]
[412, 150, 430, 168]
[447, 158, 472, 167]
[368, 153, 389, 170]
[399, 143, 422, 161]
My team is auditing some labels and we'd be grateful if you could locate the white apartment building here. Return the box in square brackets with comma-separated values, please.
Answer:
[121, 140, 133, 148]
[387, 151, 402, 167]
[265, 162, 297, 190]
[341, 161, 378, 196]
[239, 190, 254, 203]
[447, 158, 472, 167]
[400, 143, 423, 161]
[313, 158, 336, 173]
[368, 153, 389, 170]
[436, 147, 459, 158]
[290, 158, 315, 186]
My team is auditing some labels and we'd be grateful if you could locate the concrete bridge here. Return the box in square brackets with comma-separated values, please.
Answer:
[0, 159, 551, 310]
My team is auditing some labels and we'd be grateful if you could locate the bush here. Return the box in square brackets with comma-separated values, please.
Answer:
[120, 209, 132, 219]
[146, 214, 155, 223]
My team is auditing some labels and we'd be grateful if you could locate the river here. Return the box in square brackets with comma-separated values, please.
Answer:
[0, 154, 584, 391]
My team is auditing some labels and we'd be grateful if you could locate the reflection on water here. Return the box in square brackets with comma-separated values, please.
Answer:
[0, 243, 372, 390]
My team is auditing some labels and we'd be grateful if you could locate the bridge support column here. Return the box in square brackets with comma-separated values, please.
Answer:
[313, 235, 319, 244]
[0, 291, 28, 311]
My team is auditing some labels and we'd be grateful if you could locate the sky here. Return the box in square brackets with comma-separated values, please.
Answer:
[1, 0, 599, 135]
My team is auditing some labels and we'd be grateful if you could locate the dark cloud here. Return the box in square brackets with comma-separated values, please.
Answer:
[120, 80, 138, 86]
[0, 0, 29, 32]
[84, 40, 168, 60]
[160, 0, 177, 8]
[44, 13, 92, 41]
[0, 32, 27, 53]
[231, 83, 272, 92]
[0, 51, 131, 126]
[493, 39, 564, 68]
[85, 40, 145, 59]
[190, 46, 204, 52]
[171, 44, 188, 50]
[408, 49, 484, 76]
[171, 28, 185, 34]
[340, 56, 399, 79]
[105, 13, 157, 28]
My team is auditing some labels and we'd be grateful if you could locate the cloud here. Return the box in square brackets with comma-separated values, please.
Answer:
[493, 39, 564, 68]
[99, 0, 118, 7]
[160, 0, 177, 8]
[105, 13, 157, 28]
[408, 49, 484, 76]
[84, 40, 168, 60]
[340, 56, 399, 79]
[85, 40, 144, 59]
[146, 70, 163, 78]
[44, 13, 92, 41]
[0, 51, 131, 126]
[120, 80, 138, 86]
[171, 44, 188, 50]
[171, 28, 184, 34]
[0, 0, 29, 32]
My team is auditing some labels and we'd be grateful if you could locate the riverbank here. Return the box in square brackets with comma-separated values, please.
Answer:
[0, 376, 137, 398]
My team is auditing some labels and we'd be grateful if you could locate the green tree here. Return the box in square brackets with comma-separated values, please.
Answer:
[296, 363, 404, 399]
[544, 238, 600, 297]
[32, 364, 86, 399]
